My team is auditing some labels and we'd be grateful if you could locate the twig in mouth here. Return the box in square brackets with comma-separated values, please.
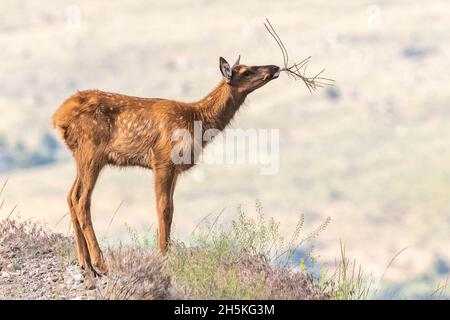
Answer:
[264, 18, 335, 92]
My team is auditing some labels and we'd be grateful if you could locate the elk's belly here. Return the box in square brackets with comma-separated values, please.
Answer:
[107, 134, 155, 168]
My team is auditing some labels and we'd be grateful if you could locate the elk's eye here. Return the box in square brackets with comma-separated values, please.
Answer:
[243, 70, 251, 77]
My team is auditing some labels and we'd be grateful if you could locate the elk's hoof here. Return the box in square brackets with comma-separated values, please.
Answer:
[83, 273, 97, 290]
[93, 258, 108, 276]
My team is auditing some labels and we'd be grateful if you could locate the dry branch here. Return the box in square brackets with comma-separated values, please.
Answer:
[264, 19, 334, 92]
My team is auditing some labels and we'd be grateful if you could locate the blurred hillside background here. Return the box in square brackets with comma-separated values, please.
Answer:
[1, 0, 449, 298]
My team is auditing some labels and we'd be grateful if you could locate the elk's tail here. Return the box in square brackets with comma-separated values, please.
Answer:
[52, 94, 82, 141]
[52, 91, 101, 151]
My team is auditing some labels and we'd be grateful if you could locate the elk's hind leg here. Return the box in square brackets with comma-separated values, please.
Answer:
[68, 175, 91, 270]
[76, 160, 107, 275]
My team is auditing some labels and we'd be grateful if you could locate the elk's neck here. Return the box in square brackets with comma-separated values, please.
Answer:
[194, 81, 246, 132]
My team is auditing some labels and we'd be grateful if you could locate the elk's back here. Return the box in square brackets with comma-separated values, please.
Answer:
[52, 90, 162, 155]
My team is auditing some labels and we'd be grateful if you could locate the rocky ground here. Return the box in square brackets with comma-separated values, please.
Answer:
[0, 219, 174, 300]
[0, 219, 101, 299]
[0, 218, 176, 300]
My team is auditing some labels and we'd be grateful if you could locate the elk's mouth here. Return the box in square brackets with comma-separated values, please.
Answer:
[263, 68, 281, 82]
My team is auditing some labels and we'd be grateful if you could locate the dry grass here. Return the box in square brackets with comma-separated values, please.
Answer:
[168, 241, 329, 299]
[0, 218, 74, 259]
[98, 246, 174, 300]
[327, 241, 374, 300]
[1, 182, 72, 265]
[85, 200, 336, 300]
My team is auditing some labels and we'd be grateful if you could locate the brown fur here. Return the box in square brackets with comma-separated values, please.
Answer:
[52, 58, 280, 275]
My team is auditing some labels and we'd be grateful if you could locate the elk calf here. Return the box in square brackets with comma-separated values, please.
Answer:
[53, 56, 280, 275]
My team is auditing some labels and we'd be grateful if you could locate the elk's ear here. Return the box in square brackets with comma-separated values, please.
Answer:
[219, 57, 232, 83]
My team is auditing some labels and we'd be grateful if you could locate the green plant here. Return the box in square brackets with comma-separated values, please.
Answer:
[165, 200, 331, 299]
[327, 241, 373, 300]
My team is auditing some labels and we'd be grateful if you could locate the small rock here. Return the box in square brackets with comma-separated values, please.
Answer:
[1, 271, 10, 278]
[48, 275, 60, 282]
[6, 262, 21, 272]
[73, 274, 84, 283]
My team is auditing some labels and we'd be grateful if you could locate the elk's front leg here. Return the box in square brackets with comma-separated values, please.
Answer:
[154, 166, 176, 252]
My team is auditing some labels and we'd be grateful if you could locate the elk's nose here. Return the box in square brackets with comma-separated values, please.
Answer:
[270, 65, 281, 78]
[271, 65, 280, 72]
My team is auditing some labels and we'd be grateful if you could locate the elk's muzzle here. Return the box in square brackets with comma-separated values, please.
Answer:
[263, 65, 281, 81]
